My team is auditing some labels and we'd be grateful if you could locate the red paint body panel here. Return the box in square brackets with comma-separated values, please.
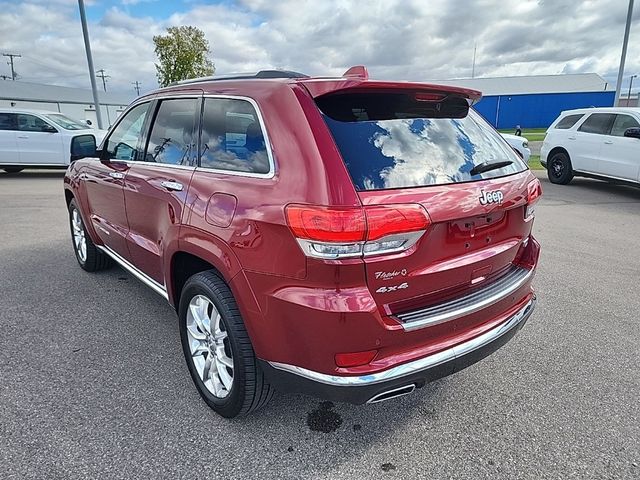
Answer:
[64, 73, 540, 386]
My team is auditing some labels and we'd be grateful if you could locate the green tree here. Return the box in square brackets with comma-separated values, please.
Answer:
[153, 26, 214, 87]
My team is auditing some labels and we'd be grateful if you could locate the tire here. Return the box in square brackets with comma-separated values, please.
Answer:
[68, 199, 113, 272]
[547, 151, 574, 185]
[179, 271, 273, 418]
[3, 167, 24, 174]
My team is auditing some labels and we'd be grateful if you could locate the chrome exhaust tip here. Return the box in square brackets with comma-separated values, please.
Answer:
[366, 384, 416, 404]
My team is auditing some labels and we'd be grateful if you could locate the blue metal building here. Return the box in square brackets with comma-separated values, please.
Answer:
[432, 73, 615, 129]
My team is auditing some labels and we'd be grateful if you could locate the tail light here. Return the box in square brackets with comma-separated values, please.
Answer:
[285, 204, 431, 259]
[525, 178, 542, 221]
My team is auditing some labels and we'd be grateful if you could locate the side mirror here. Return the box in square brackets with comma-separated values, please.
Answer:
[70, 134, 97, 162]
[623, 127, 640, 139]
[42, 124, 58, 133]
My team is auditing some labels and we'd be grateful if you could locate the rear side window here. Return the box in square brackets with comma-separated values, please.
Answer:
[199, 98, 270, 175]
[316, 92, 526, 190]
[0, 113, 17, 131]
[578, 113, 615, 135]
[610, 114, 640, 137]
[555, 114, 584, 129]
[144, 98, 198, 166]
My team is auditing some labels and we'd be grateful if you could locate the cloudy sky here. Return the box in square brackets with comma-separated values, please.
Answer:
[0, 0, 638, 97]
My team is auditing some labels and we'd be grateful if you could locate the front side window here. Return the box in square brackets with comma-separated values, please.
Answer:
[105, 102, 149, 161]
[555, 114, 584, 130]
[144, 98, 198, 165]
[45, 114, 88, 131]
[0, 113, 17, 131]
[578, 113, 615, 135]
[17, 114, 56, 132]
[317, 92, 526, 190]
[199, 98, 270, 174]
[610, 114, 640, 137]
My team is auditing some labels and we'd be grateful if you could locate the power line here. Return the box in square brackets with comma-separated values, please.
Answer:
[132, 80, 141, 96]
[2, 53, 21, 81]
[95, 68, 110, 92]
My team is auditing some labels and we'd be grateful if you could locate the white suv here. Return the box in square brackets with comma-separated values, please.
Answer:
[0, 109, 107, 173]
[541, 107, 640, 185]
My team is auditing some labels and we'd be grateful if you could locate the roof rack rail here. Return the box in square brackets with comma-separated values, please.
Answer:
[171, 70, 309, 86]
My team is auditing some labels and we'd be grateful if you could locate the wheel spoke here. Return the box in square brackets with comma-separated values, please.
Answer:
[216, 358, 233, 390]
[212, 311, 222, 337]
[216, 347, 233, 369]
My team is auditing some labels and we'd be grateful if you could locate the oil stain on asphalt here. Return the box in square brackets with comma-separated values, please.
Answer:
[306, 401, 343, 433]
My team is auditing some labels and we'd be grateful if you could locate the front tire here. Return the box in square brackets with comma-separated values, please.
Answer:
[547, 151, 574, 185]
[68, 199, 112, 272]
[179, 271, 273, 418]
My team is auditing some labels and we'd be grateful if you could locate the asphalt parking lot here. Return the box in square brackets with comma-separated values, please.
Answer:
[1, 170, 638, 480]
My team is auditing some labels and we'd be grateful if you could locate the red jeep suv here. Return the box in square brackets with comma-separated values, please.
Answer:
[64, 66, 541, 418]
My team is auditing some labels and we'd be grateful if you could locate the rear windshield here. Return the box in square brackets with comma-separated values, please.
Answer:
[317, 92, 527, 191]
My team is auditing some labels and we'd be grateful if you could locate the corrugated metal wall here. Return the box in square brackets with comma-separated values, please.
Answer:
[474, 91, 616, 129]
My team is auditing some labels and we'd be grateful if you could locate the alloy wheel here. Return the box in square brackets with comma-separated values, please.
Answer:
[71, 208, 87, 262]
[186, 295, 234, 398]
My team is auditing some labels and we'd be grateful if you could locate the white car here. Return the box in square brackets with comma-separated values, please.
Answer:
[0, 109, 107, 173]
[500, 133, 531, 162]
[541, 107, 640, 185]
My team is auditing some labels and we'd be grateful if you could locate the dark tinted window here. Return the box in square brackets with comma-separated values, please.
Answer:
[199, 98, 270, 174]
[145, 98, 197, 165]
[555, 114, 584, 129]
[106, 102, 149, 161]
[578, 113, 615, 135]
[17, 114, 56, 132]
[610, 114, 640, 137]
[317, 93, 526, 190]
[0, 113, 17, 131]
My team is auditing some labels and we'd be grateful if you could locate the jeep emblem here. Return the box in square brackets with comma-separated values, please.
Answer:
[479, 190, 504, 205]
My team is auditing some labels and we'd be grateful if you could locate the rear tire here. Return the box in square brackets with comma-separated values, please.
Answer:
[179, 271, 273, 418]
[547, 151, 574, 185]
[3, 167, 24, 174]
[68, 199, 113, 272]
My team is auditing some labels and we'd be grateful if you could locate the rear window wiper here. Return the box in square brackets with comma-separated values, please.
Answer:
[469, 160, 513, 176]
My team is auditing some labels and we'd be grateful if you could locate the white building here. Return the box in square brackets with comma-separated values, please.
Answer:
[0, 80, 135, 127]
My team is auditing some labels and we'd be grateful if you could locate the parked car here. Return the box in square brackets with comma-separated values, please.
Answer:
[541, 107, 640, 185]
[0, 109, 107, 173]
[63, 66, 541, 418]
[501, 133, 531, 162]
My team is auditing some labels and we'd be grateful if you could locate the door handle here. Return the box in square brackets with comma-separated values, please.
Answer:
[17, 135, 28, 139]
[160, 180, 184, 192]
[567, 136, 576, 140]
[109, 172, 124, 179]
[604, 140, 613, 144]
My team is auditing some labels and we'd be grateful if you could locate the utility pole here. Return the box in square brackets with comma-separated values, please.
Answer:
[132, 80, 141, 96]
[614, 0, 634, 106]
[96, 69, 110, 92]
[471, 42, 477, 79]
[629, 75, 638, 106]
[2, 53, 21, 80]
[78, 0, 103, 129]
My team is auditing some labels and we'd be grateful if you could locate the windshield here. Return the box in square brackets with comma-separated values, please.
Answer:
[45, 114, 89, 131]
[317, 92, 527, 191]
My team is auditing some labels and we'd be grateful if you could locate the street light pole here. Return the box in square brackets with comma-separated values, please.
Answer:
[628, 75, 638, 107]
[78, 0, 103, 129]
[614, 0, 634, 106]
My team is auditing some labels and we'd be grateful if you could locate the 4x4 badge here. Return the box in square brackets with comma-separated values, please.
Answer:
[479, 190, 504, 205]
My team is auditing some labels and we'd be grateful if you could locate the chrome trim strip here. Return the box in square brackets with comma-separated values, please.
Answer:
[107, 94, 276, 178]
[397, 266, 534, 332]
[268, 297, 535, 387]
[96, 245, 169, 300]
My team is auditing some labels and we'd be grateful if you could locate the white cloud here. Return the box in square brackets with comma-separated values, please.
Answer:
[0, 0, 637, 95]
